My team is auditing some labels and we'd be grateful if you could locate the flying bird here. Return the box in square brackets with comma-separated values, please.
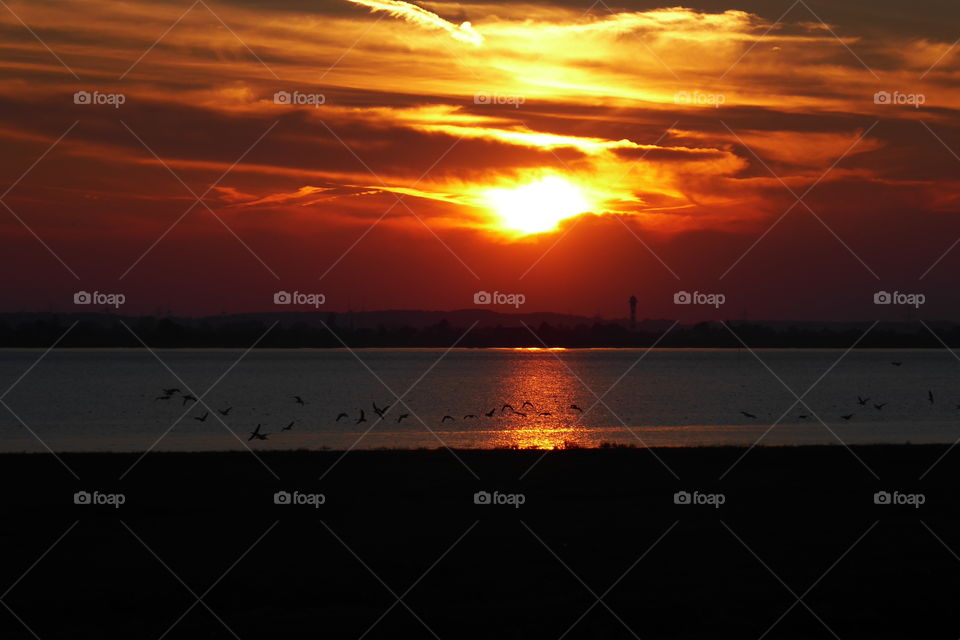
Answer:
[929, 390, 935, 404]
[372, 401, 390, 418]
[538, 411, 553, 416]
[857, 396, 869, 406]
[463, 414, 478, 419]
[154, 395, 172, 401]
[248, 424, 268, 441]
[336, 412, 349, 422]
[798, 414, 808, 419]
[162, 388, 180, 395]
[740, 411, 756, 419]
[501, 404, 515, 414]
[569, 404, 584, 413]
[891, 361, 902, 367]
[397, 413, 409, 423]
[874, 403, 887, 410]
[484, 408, 496, 417]
[282, 421, 294, 431]
[218, 407, 232, 416]
[293, 396, 305, 406]
[182, 394, 198, 405]
[841, 414, 854, 421]
[521, 401, 536, 410]
[355, 409, 366, 425]
[193, 412, 209, 422]
[441, 415, 455, 422]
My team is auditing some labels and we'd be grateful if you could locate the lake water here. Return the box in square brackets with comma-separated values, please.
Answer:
[1, 348, 958, 452]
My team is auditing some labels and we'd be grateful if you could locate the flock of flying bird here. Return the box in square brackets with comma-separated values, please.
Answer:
[154, 387, 587, 442]
[737, 360, 959, 423]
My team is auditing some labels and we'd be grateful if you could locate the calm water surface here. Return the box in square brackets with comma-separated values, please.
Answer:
[1, 348, 958, 451]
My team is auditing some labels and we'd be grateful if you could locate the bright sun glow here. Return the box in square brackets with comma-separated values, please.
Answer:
[486, 175, 591, 234]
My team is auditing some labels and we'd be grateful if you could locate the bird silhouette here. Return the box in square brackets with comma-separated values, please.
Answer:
[501, 404, 515, 414]
[248, 424, 268, 441]
[484, 408, 496, 417]
[857, 396, 869, 406]
[841, 414, 854, 421]
[194, 412, 209, 422]
[355, 410, 366, 425]
[521, 401, 535, 410]
[335, 412, 349, 422]
[397, 413, 410, 423]
[293, 395, 305, 406]
[740, 411, 756, 419]
[372, 401, 390, 418]
[441, 415, 455, 422]
[162, 388, 180, 395]
[569, 404, 584, 413]
[282, 421, 294, 431]
[891, 361, 902, 367]
[874, 403, 887, 410]
[463, 414, 478, 419]
[218, 407, 232, 416]
[514, 411, 527, 418]
[154, 395, 172, 401]
[182, 395, 197, 405]
[798, 414, 808, 419]
[538, 411, 553, 416]
[929, 390, 935, 404]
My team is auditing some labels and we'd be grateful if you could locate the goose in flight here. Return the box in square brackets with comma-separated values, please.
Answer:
[293, 395, 306, 406]
[484, 408, 496, 417]
[891, 361, 902, 367]
[182, 394, 198, 405]
[193, 412, 209, 422]
[282, 421, 295, 431]
[397, 413, 409, 423]
[521, 401, 536, 410]
[538, 411, 553, 416]
[841, 414, 854, 421]
[929, 390, 935, 404]
[154, 394, 172, 401]
[218, 407, 232, 416]
[441, 415, 455, 422]
[162, 388, 180, 395]
[857, 396, 869, 406]
[569, 404, 584, 413]
[372, 401, 390, 418]
[501, 404, 515, 414]
[355, 409, 366, 425]
[248, 424, 268, 441]
[740, 411, 756, 419]
[463, 414, 478, 419]
[335, 412, 349, 422]
[874, 403, 887, 410]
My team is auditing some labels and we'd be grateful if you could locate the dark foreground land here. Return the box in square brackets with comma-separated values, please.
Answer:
[2, 445, 959, 638]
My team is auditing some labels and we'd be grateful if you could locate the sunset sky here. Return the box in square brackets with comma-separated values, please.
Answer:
[1, 0, 959, 320]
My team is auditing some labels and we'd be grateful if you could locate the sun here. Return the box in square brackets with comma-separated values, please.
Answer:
[485, 175, 591, 234]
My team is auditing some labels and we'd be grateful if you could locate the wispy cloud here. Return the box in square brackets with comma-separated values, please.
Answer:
[344, 0, 483, 45]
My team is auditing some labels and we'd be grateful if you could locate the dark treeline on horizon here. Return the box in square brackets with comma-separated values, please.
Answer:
[1, 314, 958, 348]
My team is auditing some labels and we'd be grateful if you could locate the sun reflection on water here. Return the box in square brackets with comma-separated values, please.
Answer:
[483, 352, 600, 449]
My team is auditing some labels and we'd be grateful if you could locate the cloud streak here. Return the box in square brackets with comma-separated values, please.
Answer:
[344, 0, 483, 45]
